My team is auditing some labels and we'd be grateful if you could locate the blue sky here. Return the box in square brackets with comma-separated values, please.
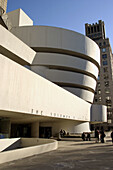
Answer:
[7, 0, 113, 49]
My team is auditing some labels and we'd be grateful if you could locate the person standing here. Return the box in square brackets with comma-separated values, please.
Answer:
[60, 129, 63, 138]
[82, 132, 85, 141]
[100, 130, 105, 143]
[87, 133, 91, 141]
[111, 131, 113, 144]
[95, 129, 99, 143]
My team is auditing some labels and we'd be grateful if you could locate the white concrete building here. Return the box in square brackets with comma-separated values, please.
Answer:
[0, 9, 107, 138]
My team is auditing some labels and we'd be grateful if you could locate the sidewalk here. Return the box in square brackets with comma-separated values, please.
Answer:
[0, 138, 113, 170]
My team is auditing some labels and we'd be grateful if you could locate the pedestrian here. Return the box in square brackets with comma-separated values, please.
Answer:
[100, 130, 105, 143]
[63, 130, 66, 137]
[47, 129, 51, 139]
[95, 129, 99, 143]
[87, 133, 91, 141]
[82, 132, 85, 141]
[60, 129, 63, 138]
[111, 131, 113, 144]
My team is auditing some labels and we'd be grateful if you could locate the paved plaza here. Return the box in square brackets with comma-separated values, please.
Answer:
[0, 138, 113, 170]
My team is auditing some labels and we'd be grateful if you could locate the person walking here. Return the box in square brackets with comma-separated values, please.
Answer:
[95, 129, 99, 143]
[87, 133, 91, 141]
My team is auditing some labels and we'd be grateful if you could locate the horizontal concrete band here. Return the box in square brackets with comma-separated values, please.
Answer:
[56, 82, 95, 93]
[32, 52, 99, 80]
[48, 66, 97, 81]
[32, 47, 100, 69]
[63, 87, 94, 103]
[11, 26, 100, 67]
[45, 69, 97, 91]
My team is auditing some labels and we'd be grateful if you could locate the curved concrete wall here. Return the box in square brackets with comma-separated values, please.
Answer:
[40, 121, 91, 135]
[74, 122, 91, 133]
[63, 87, 94, 103]
[11, 26, 100, 65]
[0, 138, 58, 164]
[11, 26, 100, 103]
[46, 69, 96, 91]
[91, 104, 107, 123]
[32, 53, 99, 79]
[31, 65, 97, 103]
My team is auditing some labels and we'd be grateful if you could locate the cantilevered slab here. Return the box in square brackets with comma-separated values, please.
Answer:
[0, 25, 36, 65]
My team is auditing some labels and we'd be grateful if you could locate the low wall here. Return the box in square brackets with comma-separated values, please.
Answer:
[105, 131, 111, 137]
[21, 138, 56, 147]
[0, 138, 58, 164]
[0, 138, 20, 152]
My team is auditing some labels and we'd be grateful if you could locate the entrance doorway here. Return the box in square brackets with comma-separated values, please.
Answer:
[11, 124, 31, 138]
[39, 127, 52, 138]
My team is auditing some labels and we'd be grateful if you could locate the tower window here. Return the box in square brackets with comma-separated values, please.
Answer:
[107, 104, 111, 108]
[102, 54, 107, 59]
[105, 88, 110, 94]
[105, 81, 109, 87]
[103, 67, 108, 72]
[103, 42, 106, 46]
[98, 89, 101, 94]
[106, 96, 111, 100]
[102, 48, 106, 52]
[97, 82, 100, 87]
[99, 42, 102, 47]
[99, 97, 101, 101]
[106, 99, 111, 104]
[95, 98, 98, 102]
[108, 112, 112, 116]
[103, 60, 107, 65]
[104, 74, 109, 79]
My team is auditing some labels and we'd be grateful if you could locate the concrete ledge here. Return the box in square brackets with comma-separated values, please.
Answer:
[0, 138, 20, 152]
[0, 25, 36, 65]
[0, 138, 58, 164]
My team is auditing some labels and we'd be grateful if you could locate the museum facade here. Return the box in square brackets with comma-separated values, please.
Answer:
[0, 8, 107, 138]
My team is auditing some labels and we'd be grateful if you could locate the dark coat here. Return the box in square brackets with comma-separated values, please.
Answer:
[111, 132, 113, 138]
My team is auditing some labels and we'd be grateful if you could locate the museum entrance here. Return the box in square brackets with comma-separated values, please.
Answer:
[39, 127, 52, 138]
[11, 124, 31, 138]
[0, 117, 10, 138]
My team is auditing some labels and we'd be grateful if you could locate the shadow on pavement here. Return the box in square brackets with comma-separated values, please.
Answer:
[71, 142, 96, 146]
